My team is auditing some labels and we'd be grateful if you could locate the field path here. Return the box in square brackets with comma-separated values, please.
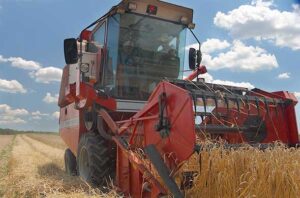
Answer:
[0, 135, 14, 171]
[0, 135, 14, 151]
[0, 134, 112, 198]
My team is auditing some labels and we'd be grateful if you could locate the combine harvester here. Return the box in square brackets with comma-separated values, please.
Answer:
[58, 0, 299, 197]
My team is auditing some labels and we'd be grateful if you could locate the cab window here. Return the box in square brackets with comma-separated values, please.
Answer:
[92, 22, 106, 48]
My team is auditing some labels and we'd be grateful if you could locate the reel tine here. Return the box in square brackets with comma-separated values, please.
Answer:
[224, 96, 230, 117]
[273, 98, 279, 118]
[192, 93, 197, 117]
[200, 115, 204, 123]
[245, 95, 251, 115]
[264, 97, 270, 117]
[209, 113, 213, 123]
[255, 97, 260, 116]
[280, 99, 285, 119]
[202, 95, 207, 117]
[214, 96, 218, 116]
[235, 96, 240, 116]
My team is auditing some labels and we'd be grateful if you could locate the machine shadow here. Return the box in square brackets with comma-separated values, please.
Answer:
[38, 163, 65, 177]
[37, 162, 85, 188]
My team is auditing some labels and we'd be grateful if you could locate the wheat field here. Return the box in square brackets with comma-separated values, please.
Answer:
[0, 134, 118, 198]
[0, 133, 300, 198]
[179, 143, 300, 198]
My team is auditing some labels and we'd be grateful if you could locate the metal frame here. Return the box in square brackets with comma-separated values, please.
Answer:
[58, 1, 299, 197]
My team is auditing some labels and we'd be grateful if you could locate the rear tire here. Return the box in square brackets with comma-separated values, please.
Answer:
[77, 132, 115, 188]
[64, 148, 77, 176]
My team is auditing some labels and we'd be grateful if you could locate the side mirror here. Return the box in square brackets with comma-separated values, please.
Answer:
[197, 50, 202, 67]
[64, 38, 78, 64]
[189, 48, 203, 70]
[189, 48, 197, 70]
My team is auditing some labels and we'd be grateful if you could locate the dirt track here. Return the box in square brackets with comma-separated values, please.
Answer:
[0, 135, 14, 179]
[0, 134, 118, 198]
[0, 135, 14, 151]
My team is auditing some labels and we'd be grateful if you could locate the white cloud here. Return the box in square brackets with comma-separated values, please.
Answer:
[251, 0, 274, 7]
[277, 72, 291, 79]
[8, 57, 41, 70]
[202, 40, 278, 72]
[0, 54, 62, 84]
[0, 116, 27, 124]
[295, 92, 300, 99]
[0, 104, 29, 124]
[30, 67, 62, 83]
[201, 39, 231, 53]
[214, 1, 300, 50]
[32, 111, 49, 116]
[43, 93, 59, 104]
[186, 43, 200, 51]
[32, 116, 42, 120]
[200, 73, 214, 82]
[0, 78, 27, 93]
[0, 55, 41, 70]
[0, 55, 5, 61]
[187, 39, 230, 54]
[52, 111, 60, 119]
[0, 104, 29, 116]
[0, 105, 54, 125]
[200, 73, 255, 89]
[31, 111, 49, 120]
[211, 79, 255, 90]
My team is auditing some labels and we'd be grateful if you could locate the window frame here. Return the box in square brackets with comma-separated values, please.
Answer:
[90, 20, 108, 86]
[91, 20, 107, 46]
[90, 13, 187, 101]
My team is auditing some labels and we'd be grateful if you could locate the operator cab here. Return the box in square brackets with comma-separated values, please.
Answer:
[102, 12, 187, 100]
[63, 0, 196, 112]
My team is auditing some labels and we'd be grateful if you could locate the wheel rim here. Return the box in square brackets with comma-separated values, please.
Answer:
[79, 146, 90, 181]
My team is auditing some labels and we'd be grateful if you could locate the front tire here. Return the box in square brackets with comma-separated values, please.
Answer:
[77, 132, 115, 188]
[84, 107, 97, 131]
[64, 148, 77, 176]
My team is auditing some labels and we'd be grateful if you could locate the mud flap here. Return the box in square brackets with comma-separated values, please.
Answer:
[144, 145, 183, 198]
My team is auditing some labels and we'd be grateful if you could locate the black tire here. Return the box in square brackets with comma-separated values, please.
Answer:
[77, 132, 115, 188]
[84, 107, 97, 131]
[64, 148, 78, 176]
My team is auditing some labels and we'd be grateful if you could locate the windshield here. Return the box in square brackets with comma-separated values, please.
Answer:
[104, 13, 187, 100]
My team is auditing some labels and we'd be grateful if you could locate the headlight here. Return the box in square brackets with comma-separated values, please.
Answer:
[80, 63, 89, 73]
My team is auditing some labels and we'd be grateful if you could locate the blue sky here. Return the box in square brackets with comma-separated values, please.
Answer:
[0, 0, 299, 132]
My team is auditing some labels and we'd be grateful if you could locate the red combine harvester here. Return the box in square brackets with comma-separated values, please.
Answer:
[58, 0, 299, 197]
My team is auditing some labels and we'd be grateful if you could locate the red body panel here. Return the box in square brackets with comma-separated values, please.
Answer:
[119, 82, 196, 163]
[217, 90, 299, 145]
[59, 34, 299, 197]
[59, 78, 299, 198]
[59, 103, 80, 154]
[59, 76, 299, 197]
[59, 103, 87, 155]
[58, 1, 299, 196]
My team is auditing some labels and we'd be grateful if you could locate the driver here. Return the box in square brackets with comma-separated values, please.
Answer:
[117, 40, 139, 97]
[157, 33, 176, 56]
[156, 33, 179, 80]
[120, 41, 136, 65]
